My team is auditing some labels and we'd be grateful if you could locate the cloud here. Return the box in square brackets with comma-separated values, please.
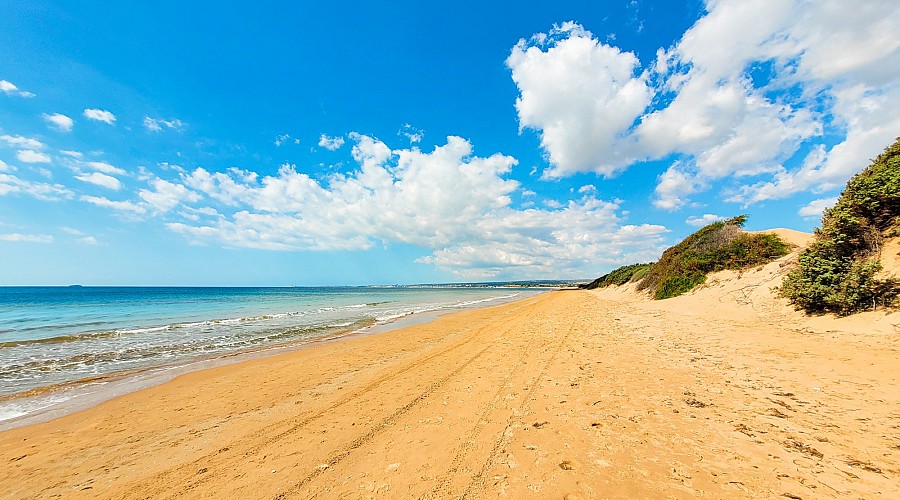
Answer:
[85, 161, 126, 175]
[80, 195, 147, 214]
[798, 197, 838, 217]
[75, 172, 122, 190]
[143, 117, 184, 132]
[653, 0, 898, 205]
[137, 178, 201, 212]
[510, 3, 899, 207]
[731, 85, 900, 204]
[60, 150, 84, 159]
[183, 167, 255, 206]
[0, 135, 45, 149]
[318, 134, 345, 151]
[0, 233, 53, 243]
[15, 149, 51, 163]
[653, 161, 705, 210]
[43, 113, 74, 132]
[543, 199, 563, 209]
[507, 22, 651, 177]
[0, 80, 35, 97]
[685, 213, 725, 226]
[274, 133, 299, 147]
[83, 108, 116, 124]
[0, 173, 72, 200]
[164, 135, 670, 278]
[399, 124, 424, 144]
[59, 227, 100, 245]
[635, 76, 819, 179]
[56, 229, 103, 245]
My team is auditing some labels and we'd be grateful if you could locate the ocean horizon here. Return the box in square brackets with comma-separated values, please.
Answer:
[0, 285, 545, 426]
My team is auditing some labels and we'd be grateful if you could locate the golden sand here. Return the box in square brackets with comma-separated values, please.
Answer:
[2, 245, 899, 498]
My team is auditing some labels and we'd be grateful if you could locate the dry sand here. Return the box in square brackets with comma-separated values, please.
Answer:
[2, 241, 900, 498]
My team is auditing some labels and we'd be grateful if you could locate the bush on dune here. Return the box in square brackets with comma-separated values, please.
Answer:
[636, 215, 790, 299]
[579, 263, 653, 290]
[779, 138, 900, 316]
[582, 216, 790, 299]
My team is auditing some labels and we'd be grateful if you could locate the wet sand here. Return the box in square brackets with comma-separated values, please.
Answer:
[1, 264, 898, 498]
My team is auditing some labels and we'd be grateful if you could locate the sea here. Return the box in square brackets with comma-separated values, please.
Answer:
[0, 285, 542, 428]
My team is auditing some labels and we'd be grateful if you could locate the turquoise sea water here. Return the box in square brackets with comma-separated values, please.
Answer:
[0, 286, 540, 424]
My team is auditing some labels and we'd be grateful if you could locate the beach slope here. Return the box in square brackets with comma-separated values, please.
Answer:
[2, 263, 899, 498]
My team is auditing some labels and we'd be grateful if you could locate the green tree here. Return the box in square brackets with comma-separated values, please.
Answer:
[779, 138, 900, 315]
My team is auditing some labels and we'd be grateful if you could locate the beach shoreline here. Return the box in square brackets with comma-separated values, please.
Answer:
[0, 289, 543, 431]
[1, 282, 898, 498]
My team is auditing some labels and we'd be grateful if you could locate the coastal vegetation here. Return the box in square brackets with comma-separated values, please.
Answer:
[636, 215, 790, 299]
[579, 263, 653, 290]
[778, 138, 900, 315]
[583, 216, 790, 299]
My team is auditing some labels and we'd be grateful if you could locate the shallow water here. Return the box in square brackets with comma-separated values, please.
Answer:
[0, 286, 541, 423]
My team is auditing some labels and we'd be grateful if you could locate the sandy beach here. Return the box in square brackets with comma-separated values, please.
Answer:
[2, 250, 899, 498]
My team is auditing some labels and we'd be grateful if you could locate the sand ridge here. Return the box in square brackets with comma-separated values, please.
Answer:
[1, 250, 899, 498]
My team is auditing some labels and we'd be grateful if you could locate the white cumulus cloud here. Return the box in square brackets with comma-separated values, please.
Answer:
[163, 135, 669, 278]
[653, 161, 705, 210]
[685, 213, 725, 227]
[0, 173, 72, 200]
[16, 149, 51, 163]
[83, 108, 116, 124]
[85, 161, 126, 175]
[318, 134, 345, 151]
[76, 172, 122, 190]
[510, 2, 900, 209]
[43, 113, 74, 132]
[798, 197, 838, 217]
[80, 195, 147, 214]
[0, 135, 45, 149]
[138, 178, 201, 213]
[507, 22, 651, 178]
[0, 80, 35, 97]
[659, 0, 899, 206]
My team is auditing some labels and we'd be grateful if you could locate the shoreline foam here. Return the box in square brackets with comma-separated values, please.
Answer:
[0, 290, 540, 431]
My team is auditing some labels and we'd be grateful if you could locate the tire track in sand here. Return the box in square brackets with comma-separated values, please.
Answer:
[420, 314, 552, 499]
[460, 304, 586, 499]
[272, 344, 494, 499]
[117, 299, 538, 499]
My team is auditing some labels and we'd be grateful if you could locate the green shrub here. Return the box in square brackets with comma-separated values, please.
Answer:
[655, 270, 706, 300]
[636, 215, 790, 299]
[779, 137, 900, 315]
[629, 264, 652, 283]
[580, 262, 654, 289]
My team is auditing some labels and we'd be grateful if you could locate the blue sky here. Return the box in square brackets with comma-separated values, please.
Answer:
[1, 0, 898, 285]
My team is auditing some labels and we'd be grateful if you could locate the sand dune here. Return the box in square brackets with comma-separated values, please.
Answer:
[1, 239, 899, 498]
[750, 227, 815, 248]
